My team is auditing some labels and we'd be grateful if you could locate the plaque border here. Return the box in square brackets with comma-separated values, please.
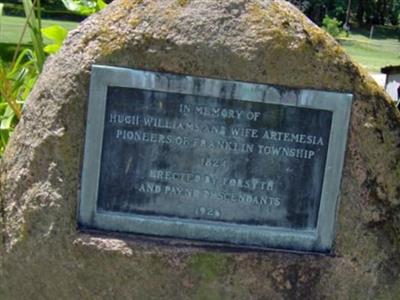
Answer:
[79, 65, 352, 253]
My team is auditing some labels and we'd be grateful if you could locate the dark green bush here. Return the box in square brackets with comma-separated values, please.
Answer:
[322, 15, 344, 38]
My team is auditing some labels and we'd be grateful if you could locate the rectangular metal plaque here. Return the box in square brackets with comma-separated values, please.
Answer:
[79, 65, 352, 253]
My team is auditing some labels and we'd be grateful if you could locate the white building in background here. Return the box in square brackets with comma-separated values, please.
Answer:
[370, 73, 387, 88]
[381, 65, 400, 106]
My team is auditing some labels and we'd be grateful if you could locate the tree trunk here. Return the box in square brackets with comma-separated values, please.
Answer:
[344, 0, 352, 28]
[356, 0, 365, 26]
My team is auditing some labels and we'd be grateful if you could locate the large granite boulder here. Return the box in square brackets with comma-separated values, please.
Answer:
[1, 0, 400, 298]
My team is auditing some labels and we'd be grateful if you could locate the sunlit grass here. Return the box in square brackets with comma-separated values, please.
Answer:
[0, 15, 78, 44]
[339, 27, 400, 73]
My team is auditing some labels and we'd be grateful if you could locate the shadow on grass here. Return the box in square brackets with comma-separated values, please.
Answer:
[350, 25, 400, 40]
[0, 42, 30, 62]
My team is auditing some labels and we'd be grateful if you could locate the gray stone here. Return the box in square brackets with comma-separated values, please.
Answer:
[1, 0, 400, 299]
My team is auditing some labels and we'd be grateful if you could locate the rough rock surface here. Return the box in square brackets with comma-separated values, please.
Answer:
[1, 0, 400, 299]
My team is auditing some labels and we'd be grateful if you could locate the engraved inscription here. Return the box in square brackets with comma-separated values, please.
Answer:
[97, 87, 332, 229]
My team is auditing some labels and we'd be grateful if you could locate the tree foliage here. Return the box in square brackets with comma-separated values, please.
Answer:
[322, 15, 344, 37]
[288, 0, 400, 26]
[61, 0, 106, 16]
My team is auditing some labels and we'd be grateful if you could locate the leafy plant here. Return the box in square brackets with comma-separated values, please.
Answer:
[322, 15, 344, 38]
[61, 0, 107, 16]
[0, 49, 39, 155]
[0, 0, 107, 157]
[0, 0, 43, 156]
[42, 25, 68, 54]
[21, 0, 45, 71]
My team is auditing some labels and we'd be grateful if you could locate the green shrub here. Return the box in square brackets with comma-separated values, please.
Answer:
[0, 0, 107, 157]
[0, 49, 39, 155]
[322, 15, 343, 38]
[0, 0, 43, 157]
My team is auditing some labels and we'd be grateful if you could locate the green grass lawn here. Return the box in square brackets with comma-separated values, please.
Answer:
[338, 27, 400, 73]
[0, 15, 78, 44]
[0, 15, 78, 61]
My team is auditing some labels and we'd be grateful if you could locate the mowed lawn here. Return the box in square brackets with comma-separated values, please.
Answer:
[339, 28, 400, 73]
[0, 15, 78, 44]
